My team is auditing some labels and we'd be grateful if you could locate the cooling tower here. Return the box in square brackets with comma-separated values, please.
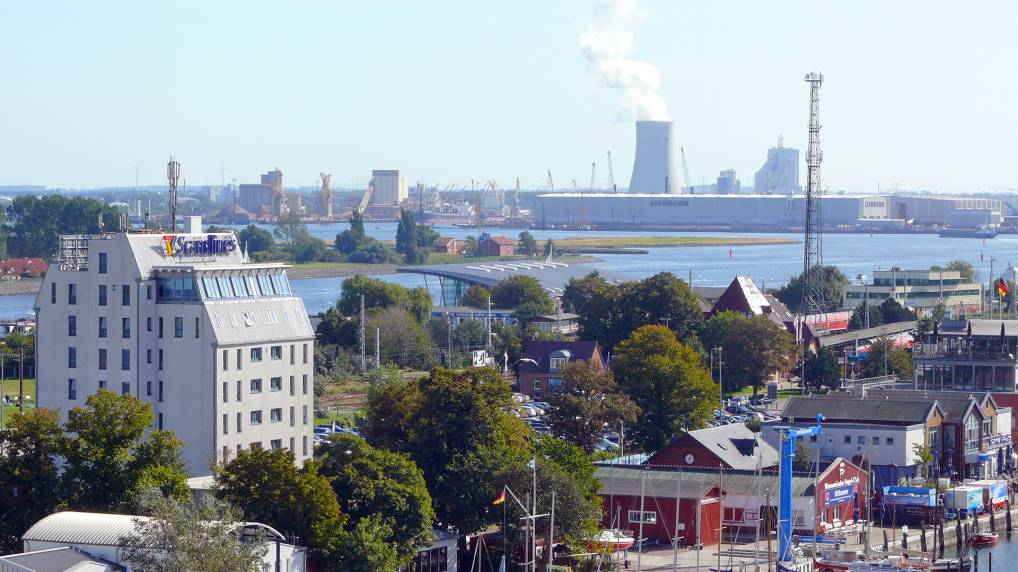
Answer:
[628, 120, 679, 194]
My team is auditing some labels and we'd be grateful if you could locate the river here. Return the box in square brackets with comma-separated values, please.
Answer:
[2, 224, 1015, 320]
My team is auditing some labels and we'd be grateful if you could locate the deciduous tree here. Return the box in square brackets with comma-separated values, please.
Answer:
[491, 275, 555, 324]
[461, 284, 492, 308]
[703, 313, 797, 394]
[775, 265, 848, 313]
[610, 326, 715, 451]
[802, 346, 842, 393]
[861, 337, 912, 379]
[517, 231, 539, 257]
[0, 409, 63, 552]
[545, 360, 639, 453]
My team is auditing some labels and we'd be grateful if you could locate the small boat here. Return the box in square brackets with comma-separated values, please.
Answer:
[971, 531, 998, 546]
[930, 557, 972, 572]
[586, 528, 635, 553]
[847, 556, 927, 571]
[938, 226, 997, 239]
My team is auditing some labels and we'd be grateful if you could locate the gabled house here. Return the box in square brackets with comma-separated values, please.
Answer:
[648, 423, 779, 471]
[517, 340, 605, 398]
[478, 235, 515, 257]
[433, 237, 463, 255]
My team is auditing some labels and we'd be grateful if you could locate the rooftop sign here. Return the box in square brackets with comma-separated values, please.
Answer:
[162, 234, 237, 257]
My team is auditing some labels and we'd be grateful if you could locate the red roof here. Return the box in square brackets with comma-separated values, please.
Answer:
[483, 236, 515, 245]
[435, 237, 456, 246]
[0, 258, 47, 276]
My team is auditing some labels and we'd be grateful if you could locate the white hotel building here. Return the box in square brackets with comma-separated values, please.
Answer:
[35, 219, 315, 474]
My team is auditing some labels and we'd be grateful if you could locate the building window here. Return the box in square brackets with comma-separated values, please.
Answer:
[303, 343, 308, 364]
[236, 380, 242, 401]
[68, 347, 77, 368]
[158, 413, 163, 430]
[98, 348, 107, 370]
[290, 344, 295, 365]
[146, 381, 152, 396]
[222, 446, 229, 461]
[237, 412, 242, 433]
[174, 317, 183, 338]
[289, 406, 295, 427]
[236, 349, 242, 370]
[158, 349, 163, 370]
[627, 510, 657, 524]
[223, 413, 229, 435]
[99, 285, 107, 306]
[98, 317, 108, 338]
[844, 435, 851, 444]
[250, 348, 262, 362]
[122, 285, 130, 306]
[195, 317, 200, 338]
[98, 380, 107, 390]
[289, 437, 294, 451]
[270, 377, 282, 392]
[302, 436, 308, 457]
[886, 437, 894, 446]
[51, 282, 56, 304]
[68, 315, 76, 336]
[146, 349, 152, 364]
[965, 416, 980, 451]
[289, 375, 295, 396]
[222, 381, 228, 403]
[810, 434, 818, 442]
[68, 379, 77, 400]
[270, 439, 282, 450]
[250, 410, 263, 425]
[146, 285, 152, 300]
[122, 318, 131, 339]
[549, 357, 565, 371]
[121, 349, 130, 371]
[250, 379, 262, 393]
[858, 436, 866, 445]
[68, 284, 77, 305]
[270, 346, 282, 361]
[147, 317, 152, 332]
[158, 317, 163, 338]
[302, 374, 308, 395]
[223, 350, 229, 371]
[98, 252, 108, 274]
[873, 436, 880, 445]
[158, 381, 163, 402]
[302, 404, 308, 425]
[121, 382, 130, 395]
[533, 380, 542, 393]
[270, 408, 282, 423]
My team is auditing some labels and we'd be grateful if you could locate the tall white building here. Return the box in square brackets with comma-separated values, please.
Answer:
[370, 169, 408, 206]
[754, 143, 800, 195]
[35, 218, 315, 474]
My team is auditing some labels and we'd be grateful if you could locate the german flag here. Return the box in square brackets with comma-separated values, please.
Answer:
[998, 278, 1011, 299]
[492, 490, 506, 506]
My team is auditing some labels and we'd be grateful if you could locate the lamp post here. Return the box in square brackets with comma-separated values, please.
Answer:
[856, 273, 870, 329]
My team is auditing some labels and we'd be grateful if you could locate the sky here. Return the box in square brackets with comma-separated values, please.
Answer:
[2, 0, 1018, 193]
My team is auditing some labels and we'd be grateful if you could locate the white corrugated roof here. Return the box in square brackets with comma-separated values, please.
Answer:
[206, 298, 314, 345]
[23, 511, 142, 547]
[736, 275, 770, 315]
[126, 233, 247, 276]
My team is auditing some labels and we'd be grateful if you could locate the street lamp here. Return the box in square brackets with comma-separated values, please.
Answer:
[856, 274, 870, 330]
[711, 346, 723, 408]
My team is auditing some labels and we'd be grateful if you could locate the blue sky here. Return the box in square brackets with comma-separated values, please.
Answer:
[3, 1, 1017, 193]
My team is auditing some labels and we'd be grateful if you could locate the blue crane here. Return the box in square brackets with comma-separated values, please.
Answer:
[776, 414, 824, 563]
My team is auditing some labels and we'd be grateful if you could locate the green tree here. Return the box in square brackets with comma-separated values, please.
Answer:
[490, 275, 555, 324]
[463, 235, 479, 257]
[316, 306, 358, 346]
[5, 195, 124, 258]
[273, 212, 309, 264]
[517, 231, 539, 257]
[802, 347, 842, 393]
[545, 360, 639, 453]
[878, 297, 915, 325]
[215, 448, 346, 567]
[329, 514, 401, 572]
[793, 441, 813, 470]
[237, 224, 275, 258]
[317, 434, 435, 564]
[336, 275, 430, 321]
[362, 367, 531, 533]
[847, 303, 882, 331]
[368, 307, 437, 370]
[61, 390, 188, 511]
[461, 284, 492, 308]
[702, 313, 797, 394]
[290, 234, 333, 264]
[544, 238, 555, 257]
[930, 260, 975, 281]
[0, 409, 63, 552]
[775, 265, 848, 313]
[348, 239, 401, 264]
[395, 210, 428, 264]
[911, 443, 934, 481]
[861, 336, 913, 379]
[119, 488, 267, 572]
[610, 326, 715, 451]
[335, 209, 367, 255]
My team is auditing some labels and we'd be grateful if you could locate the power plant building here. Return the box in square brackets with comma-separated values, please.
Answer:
[370, 170, 408, 206]
[34, 218, 315, 474]
[754, 143, 801, 195]
[629, 121, 679, 194]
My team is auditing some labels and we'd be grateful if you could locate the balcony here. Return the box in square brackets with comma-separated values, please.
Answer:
[913, 342, 1018, 363]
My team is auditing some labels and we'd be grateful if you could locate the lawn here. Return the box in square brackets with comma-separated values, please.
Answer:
[727, 384, 801, 399]
[1, 378, 36, 426]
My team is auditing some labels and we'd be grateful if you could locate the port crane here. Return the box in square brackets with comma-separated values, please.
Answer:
[607, 151, 617, 193]
[589, 162, 597, 192]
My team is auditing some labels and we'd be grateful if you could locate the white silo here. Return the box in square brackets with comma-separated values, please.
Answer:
[628, 120, 680, 194]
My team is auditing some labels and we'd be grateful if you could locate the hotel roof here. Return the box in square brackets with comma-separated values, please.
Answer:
[397, 261, 630, 295]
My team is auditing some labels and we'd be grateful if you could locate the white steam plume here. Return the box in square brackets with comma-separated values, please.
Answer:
[579, 0, 670, 121]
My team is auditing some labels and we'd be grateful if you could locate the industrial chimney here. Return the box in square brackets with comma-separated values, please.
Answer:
[628, 120, 679, 194]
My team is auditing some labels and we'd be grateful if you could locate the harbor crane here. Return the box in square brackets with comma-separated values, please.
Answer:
[607, 151, 617, 193]
[589, 162, 596, 192]
[547, 170, 555, 192]
[777, 414, 824, 563]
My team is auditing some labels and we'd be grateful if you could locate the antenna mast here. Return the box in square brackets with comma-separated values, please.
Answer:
[801, 72, 826, 334]
[167, 156, 180, 232]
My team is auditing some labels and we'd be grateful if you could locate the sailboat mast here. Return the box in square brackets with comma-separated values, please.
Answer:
[672, 468, 681, 571]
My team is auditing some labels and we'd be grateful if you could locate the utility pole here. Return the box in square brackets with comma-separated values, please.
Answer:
[359, 295, 366, 371]
[374, 327, 380, 371]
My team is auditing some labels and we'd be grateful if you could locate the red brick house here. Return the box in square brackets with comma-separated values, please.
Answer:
[433, 237, 463, 255]
[478, 235, 515, 257]
[517, 340, 605, 398]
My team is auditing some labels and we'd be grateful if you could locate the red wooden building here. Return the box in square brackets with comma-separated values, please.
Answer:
[647, 424, 779, 471]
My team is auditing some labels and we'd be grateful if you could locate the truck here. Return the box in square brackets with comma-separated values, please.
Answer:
[943, 486, 983, 517]
[967, 480, 1009, 511]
